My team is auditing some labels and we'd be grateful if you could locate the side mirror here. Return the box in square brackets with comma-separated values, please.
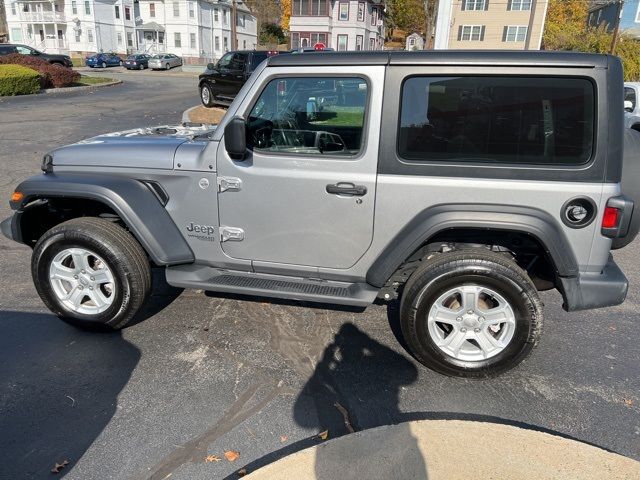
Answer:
[625, 100, 634, 112]
[224, 117, 247, 160]
[32, 50, 40, 56]
[207, 62, 215, 70]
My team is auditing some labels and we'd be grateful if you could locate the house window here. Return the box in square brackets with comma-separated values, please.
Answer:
[115, 5, 120, 18]
[117, 32, 123, 45]
[150, 3, 155, 17]
[369, 37, 374, 50]
[223, 36, 228, 51]
[291, 32, 300, 48]
[339, 3, 349, 20]
[190, 32, 196, 48]
[174, 32, 181, 47]
[371, 7, 376, 25]
[464, 0, 486, 10]
[504, 25, 528, 42]
[75, 32, 81, 42]
[243, 39, 246, 49]
[173, 1, 179, 17]
[409, 37, 415, 46]
[215, 36, 220, 50]
[310, 32, 326, 45]
[223, 10, 228, 25]
[357, 2, 365, 21]
[189, 2, 195, 18]
[10, 2, 16, 15]
[337, 34, 348, 50]
[84, 1, 90, 15]
[71, 1, 77, 14]
[87, 29, 94, 42]
[214, 8, 219, 21]
[237, 13, 245, 27]
[459, 25, 484, 41]
[310, 0, 323, 15]
[125, 6, 130, 20]
[127, 32, 133, 47]
[509, 0, 531, 12]
[509, 0, 532, 11]
[356, 35, 363, 50]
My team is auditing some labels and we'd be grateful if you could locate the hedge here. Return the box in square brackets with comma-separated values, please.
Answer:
[0, 65, 41, 96]
[0, 54, 80, 88]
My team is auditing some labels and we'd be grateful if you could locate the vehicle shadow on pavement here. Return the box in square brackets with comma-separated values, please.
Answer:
[0, 310, 140, 479]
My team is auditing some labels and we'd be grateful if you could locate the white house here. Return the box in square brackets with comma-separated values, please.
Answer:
[405, 32, 423, 50]
[4, 0, 137, 55]
[134, 0, 257, 63]
[289, 0, 386, 51]
[3, 0, 257, 61]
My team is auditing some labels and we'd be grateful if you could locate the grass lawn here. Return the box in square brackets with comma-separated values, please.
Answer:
[73, 75, 114, 86]
[310, 106, 364, 127]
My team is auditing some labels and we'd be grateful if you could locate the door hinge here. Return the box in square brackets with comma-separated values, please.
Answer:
[217, 176, 242, 193]
[220, 226, 244, 242]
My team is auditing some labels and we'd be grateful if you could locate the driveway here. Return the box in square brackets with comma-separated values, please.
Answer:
[0, 74, 639, 479]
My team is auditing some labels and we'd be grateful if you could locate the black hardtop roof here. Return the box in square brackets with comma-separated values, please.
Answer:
[267, 50, 611, 69]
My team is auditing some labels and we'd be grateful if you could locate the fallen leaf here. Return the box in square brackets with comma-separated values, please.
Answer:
[609, 325, 617, 332]
[238, 468, 248, 477]
[51, 459, 69, 474]
[205, 455, 221, 463]
[224, 450, 240, 462]
[318, 430, 329, 440]
[280, 435, 288, 443]
[624, 398, 633, 407]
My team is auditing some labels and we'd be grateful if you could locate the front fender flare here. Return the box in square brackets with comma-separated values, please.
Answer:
[366, 204, 578, 288]
[11, 173, 194, 266]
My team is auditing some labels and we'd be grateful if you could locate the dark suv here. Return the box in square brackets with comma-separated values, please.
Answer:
[1, 44, 73, 67]
[199, 50, 274, 107]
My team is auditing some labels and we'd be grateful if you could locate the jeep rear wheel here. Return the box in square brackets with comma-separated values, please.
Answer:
[32, 217, 151, 329]
[200, 84, 214, 107]
[399, 250, 542, 377]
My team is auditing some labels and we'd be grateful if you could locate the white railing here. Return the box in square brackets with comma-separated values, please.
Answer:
[139, 43, 166, 54]
[31, 38, 69, 52]
[20, 11, 66, 23]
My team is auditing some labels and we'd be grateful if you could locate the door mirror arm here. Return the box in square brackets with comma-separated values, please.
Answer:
[224, 117, 247, 160]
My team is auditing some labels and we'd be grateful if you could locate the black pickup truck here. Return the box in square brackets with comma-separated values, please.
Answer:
[0, 43, 73, 67]
[198, 50, 274, 107]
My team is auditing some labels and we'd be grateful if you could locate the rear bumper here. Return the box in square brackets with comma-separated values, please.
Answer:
[559, 256, 628, 311]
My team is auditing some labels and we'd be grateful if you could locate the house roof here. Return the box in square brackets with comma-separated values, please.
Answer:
[136, 21, 165, 31]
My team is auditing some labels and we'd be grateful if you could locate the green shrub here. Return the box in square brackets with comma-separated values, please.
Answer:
[0, 54, 80, 88]
[0, 65, 41, 96]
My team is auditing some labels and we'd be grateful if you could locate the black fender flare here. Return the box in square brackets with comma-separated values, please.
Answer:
[366, 204, 578, 287]
[11, 173, 194, 266]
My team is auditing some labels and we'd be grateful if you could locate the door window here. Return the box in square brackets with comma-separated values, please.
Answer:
[246, 77, 368, 156]
[625, 87, 636, 111]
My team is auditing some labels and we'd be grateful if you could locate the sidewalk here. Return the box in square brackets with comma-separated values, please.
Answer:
[245, 420, 640, 480]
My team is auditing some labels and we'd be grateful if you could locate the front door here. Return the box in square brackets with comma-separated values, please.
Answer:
[216, 71, 382, 270]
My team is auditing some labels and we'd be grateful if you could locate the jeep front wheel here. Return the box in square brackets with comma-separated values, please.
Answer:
[32, 217, 151, 329]
[399, 250, 543, 378]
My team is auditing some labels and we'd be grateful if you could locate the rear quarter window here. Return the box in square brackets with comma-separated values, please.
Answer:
[398, 76, 595, 166]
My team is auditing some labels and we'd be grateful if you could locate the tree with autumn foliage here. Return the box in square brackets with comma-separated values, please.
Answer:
[542, 0, 640, 80]
[281, 0, 292, 31]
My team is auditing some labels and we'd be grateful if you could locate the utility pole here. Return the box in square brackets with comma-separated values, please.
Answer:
[610, 0, 624, 54]
[231, 0, 238, 50]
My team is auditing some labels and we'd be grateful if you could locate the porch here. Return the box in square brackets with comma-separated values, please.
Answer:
[135, 22, 166, 54]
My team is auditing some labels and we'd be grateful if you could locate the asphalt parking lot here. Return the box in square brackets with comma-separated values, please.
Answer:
[0, 71, 639, 479]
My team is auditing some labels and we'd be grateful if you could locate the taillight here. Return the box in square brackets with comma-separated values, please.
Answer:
[602, 206, 619, 229]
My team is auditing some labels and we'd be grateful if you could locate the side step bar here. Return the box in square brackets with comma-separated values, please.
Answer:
[165, 265, 379, 307]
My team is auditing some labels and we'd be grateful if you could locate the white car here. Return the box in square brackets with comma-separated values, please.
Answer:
[624, 82, 640, 130]
[148, 54, 182, 70]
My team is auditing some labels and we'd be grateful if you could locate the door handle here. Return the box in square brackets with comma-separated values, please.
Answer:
[326, 182, 367, 196]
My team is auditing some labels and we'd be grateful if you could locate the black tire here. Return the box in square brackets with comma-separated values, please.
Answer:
[200, 83, 215, 107]
[165, 63, 170, 70]
[139, 63, 144, 70]
[399, 250, 543, 378]
[32, 217, 151, 330]
[101, 61, 107, 68]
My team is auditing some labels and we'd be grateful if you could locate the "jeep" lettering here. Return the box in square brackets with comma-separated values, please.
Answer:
[186, 222, 215, 236]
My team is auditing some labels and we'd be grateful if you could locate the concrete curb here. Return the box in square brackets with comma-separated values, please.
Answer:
[182, 105, 201, 123]
[40, 79, 122, 95]
[244, 420, 640, 480]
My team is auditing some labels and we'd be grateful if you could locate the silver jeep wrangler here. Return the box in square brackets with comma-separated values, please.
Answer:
[2, 51, 637, 377]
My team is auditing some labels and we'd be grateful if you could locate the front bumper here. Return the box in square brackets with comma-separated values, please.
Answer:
[1, 215, 17, 242]
[559, 256, 628, 311]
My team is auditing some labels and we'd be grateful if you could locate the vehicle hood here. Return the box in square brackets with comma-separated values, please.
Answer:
[49, 124, 218, 170]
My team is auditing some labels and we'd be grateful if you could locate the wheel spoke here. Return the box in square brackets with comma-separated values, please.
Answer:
[432, 307, 460, 325]
[473, 329, 501, 357]
[440, 328, 468, 357]
[91, 270, 113, 285]
[65, 287, 85, 308]
[87, 289, 108, 308]
[71, 250, 89, 271]
[481, 305, 514, 326]
[50, 261, 76, 282]
[461, 286, 478, 312]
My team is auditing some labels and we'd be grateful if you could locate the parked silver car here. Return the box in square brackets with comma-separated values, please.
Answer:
[148, 54, 182, 70]
[624, 82, 640, 130]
